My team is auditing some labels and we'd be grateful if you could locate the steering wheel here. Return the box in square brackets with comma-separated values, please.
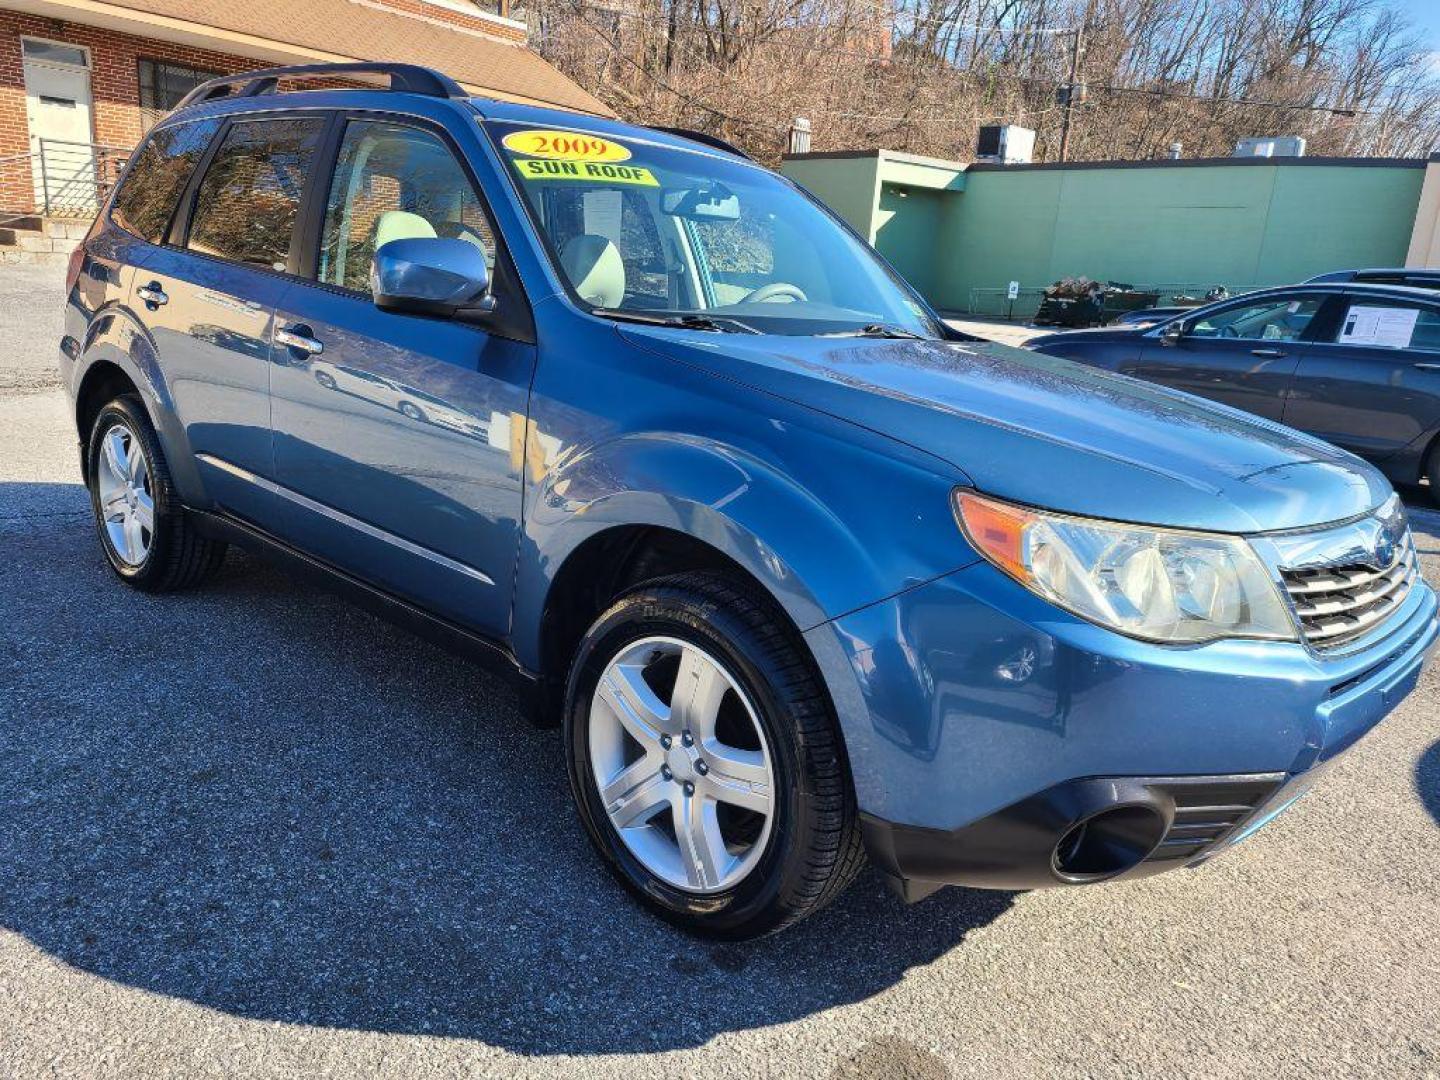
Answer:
[1218, 325, 1240, 338]
[742, 281, 808, 304]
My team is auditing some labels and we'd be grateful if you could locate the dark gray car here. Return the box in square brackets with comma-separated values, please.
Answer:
[1028, 283, 1440, 499]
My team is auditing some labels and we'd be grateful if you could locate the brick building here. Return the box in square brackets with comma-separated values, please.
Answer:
[0, 0, 609, 216]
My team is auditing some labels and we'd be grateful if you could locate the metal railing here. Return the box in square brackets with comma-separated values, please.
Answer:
[0, 138, 130, 220]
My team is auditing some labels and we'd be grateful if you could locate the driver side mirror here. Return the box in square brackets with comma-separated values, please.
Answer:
[371, 237, 495, 320]
[1160, 320, 1186, 346]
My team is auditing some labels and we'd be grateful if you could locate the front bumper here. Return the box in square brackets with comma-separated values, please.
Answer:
[804, 559, 1438, 896]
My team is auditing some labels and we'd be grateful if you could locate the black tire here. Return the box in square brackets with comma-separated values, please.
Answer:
[86, 394, 227, 591]
[564, 570, 866, 939]
[1427, 444, 1440, 506]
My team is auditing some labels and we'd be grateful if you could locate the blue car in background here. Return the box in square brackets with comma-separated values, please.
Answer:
[1028, 282, 1440, 501]
[59, 63, 1437, 938]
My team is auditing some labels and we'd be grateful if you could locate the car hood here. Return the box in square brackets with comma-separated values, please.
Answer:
[621, 328, 1390, 534]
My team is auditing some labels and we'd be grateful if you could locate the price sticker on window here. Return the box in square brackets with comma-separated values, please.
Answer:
[512, 158, 659, 187]
[502, 129, 632, 163]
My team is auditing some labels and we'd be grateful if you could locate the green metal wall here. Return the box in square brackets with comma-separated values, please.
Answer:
[781, 154, 1427, 313]
[781, 155, 882, 241]
[934, 162, 1425, 312]
[874, 184, 947, 298]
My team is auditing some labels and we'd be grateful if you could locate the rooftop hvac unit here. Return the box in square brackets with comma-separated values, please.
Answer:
[976, 125, 1036, 164]
[1234, 136, 1306, 158]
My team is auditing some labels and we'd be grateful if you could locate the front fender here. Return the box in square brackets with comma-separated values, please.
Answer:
[510, 427, 976, 671]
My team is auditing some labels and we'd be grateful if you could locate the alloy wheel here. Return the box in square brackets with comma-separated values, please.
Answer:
[588, 636, 775, 894]
[95, 420, 154, 566]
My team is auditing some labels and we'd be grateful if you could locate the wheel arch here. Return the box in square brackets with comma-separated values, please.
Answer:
[74, 359, 142, 485]
[72, 309, 207, 504]
[1422, 426, 1440, 488]
[533, 523, 798, 716]
[514, 429, 968, 715]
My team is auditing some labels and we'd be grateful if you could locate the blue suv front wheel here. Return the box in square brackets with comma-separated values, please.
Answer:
[564, 572, 866, 939]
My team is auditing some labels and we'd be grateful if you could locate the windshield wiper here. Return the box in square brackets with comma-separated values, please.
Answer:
[592, 309, 761, 334]
[822, 323, 928, 340]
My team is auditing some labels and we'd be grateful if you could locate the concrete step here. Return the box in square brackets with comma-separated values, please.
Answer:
[0, 232, 80, 254]
[0, 214, 44, 233]
[0, 247, 74, 265]
[45, 218, 90, 240]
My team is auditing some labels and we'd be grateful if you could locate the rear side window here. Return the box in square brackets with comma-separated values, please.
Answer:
[187, 117, 324, 271]
[1332, 298, 1440, 351]
[111, 119, 220, 244]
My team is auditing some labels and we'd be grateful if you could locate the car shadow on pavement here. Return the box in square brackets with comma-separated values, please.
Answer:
[1416, 738, 1440, 830]
[0, 482, 1015, 1055]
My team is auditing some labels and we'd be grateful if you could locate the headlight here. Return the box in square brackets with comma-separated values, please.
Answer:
[954, 491, 1296, 645]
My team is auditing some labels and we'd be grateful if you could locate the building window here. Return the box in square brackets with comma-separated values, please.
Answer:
[22, 39, 89, 67]
[137, 59, 223, 131]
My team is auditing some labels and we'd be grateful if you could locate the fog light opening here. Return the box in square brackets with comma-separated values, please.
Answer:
[1052, 805, 1166, 883]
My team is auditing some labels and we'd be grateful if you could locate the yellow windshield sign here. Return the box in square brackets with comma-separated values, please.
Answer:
[513, 158, 659, 187]
[501, 129, 632, 162]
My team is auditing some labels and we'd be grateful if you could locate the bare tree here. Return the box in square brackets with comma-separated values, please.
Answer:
[526, 0, 1440, 164]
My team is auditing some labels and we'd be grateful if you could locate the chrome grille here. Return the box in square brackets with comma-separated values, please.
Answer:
[1280, 532, 1417, 650]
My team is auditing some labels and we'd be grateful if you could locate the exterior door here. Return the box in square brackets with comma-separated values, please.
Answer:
[21, 39, 95, 213]
[1283, 293, 1440, 461]
[1129, 293, 1329, 421]
[268, 117, 535, 637]
[138, 114, 327, 523]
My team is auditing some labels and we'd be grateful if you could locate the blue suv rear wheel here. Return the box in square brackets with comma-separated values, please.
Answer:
[85, 396, 228, 591]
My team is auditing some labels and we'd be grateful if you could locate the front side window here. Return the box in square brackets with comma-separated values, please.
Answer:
[187, 118, 324, 271]
[1190, 297, 1322, 342]
[1331, 298, 1440, 351]
[111, 118, 220, 244]
[318, 120, 496, 295]
[487, 121, 937, 337]
[138, 59, 223, 131]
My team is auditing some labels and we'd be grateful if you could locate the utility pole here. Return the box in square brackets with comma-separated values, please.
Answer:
[1057, 22, 1083, 163]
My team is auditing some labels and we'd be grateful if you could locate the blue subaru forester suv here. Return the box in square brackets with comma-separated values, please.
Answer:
[60, 63, 1437, 938]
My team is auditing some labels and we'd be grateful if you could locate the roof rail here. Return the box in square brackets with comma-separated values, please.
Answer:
[651, 126, 753, 161]
[175, 62, 468, 111]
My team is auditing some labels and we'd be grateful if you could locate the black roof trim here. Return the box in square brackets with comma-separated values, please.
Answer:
[175, 63, 468, 111]
[650, 126, 753, 161]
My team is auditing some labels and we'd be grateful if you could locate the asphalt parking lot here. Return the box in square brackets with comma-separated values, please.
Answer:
[3, 266, 1439, 1078]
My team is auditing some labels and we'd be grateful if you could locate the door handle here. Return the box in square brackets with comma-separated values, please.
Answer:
[1250, 348, 1285, 359]
[275, 326, 324, 356]
[1415, 363, 1440, 372]
[136, 282, 168, 308]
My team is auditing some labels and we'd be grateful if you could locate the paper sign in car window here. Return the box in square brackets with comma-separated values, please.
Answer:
[1339, 305, 1420, 349]
[513, 158, 659, 188]
[502, 129, 632, 162]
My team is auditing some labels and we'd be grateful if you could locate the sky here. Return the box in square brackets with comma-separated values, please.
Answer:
[1416, 1, 1440, 67]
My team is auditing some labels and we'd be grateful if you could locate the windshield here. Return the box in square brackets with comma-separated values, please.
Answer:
[485, 121, 938, 338]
